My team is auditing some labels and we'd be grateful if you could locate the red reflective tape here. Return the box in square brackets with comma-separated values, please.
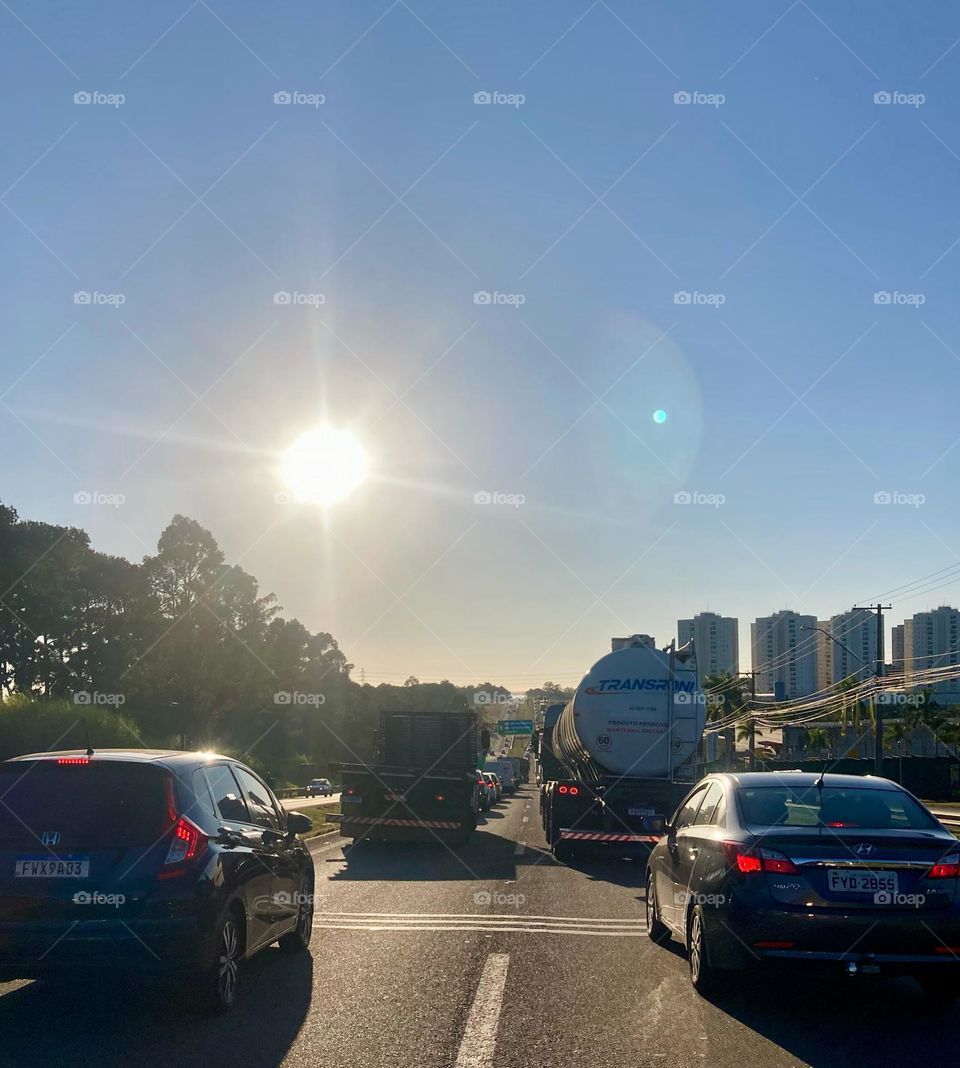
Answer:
[559, 829, 660, 842]
[333, 815, 461, 829]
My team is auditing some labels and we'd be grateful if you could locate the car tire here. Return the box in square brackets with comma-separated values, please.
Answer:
[279, 888, 314, 954]
[919, 973, 960, 1009]
[202, 910, 243, 1014]
[646, 875, 670, 945]
[687, 905, 721, 998]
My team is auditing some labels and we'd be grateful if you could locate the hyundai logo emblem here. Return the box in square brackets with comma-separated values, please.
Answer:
[41, 831, 60, 846]
[854, 842, 875, 856]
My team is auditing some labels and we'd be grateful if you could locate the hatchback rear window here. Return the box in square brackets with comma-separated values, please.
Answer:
[0, 761, 171, 848]
[738, 785, 938, 830]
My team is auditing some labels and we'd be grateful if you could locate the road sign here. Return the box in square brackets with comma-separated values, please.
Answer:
[498, 720, 533, 734]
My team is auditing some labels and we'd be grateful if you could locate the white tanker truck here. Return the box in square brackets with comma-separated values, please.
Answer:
[540, 636, 707, 861]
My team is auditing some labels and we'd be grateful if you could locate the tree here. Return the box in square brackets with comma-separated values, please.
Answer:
[703, 672, 748, 768]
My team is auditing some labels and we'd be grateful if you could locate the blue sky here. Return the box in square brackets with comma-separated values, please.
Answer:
[4, 1, 960, 686]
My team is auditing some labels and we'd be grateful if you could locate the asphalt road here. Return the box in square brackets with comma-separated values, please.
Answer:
[1, 785, 956, 1067]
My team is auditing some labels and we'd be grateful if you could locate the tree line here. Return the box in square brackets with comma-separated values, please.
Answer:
[0, 502, 523, 784]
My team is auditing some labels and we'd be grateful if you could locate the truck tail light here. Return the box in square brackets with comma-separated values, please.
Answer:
[435, 793, 446, 802]
[927, 853, 960, 879]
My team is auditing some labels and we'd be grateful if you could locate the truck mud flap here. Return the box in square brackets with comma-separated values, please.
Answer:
[559, 829, 660, 843]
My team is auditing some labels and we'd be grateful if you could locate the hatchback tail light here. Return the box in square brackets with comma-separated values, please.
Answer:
[158, 776, 209, 880]
[723, 841, 799, 875]
[927, 853, 960, 879]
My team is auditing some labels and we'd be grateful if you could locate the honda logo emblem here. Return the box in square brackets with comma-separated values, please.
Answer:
[41, 831, 60, 846]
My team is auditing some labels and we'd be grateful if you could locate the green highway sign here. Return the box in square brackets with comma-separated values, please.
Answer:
[498, 720, 533, 734]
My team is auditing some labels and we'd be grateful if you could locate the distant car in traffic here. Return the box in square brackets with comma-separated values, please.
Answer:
[645, 772, 960, 1005]
[0, 749, 315, 1013]
[306, 777, 334, 797]
[476, 770, 494, 811]
[480, 773, 504, 803]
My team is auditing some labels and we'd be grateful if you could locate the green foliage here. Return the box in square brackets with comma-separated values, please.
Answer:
[0, 501, 515, 781]
[0, 695, 142, 761]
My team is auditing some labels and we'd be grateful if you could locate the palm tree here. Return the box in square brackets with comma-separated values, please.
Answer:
[807, 727, 831, 759]
[883, 719, 910, 782]
[703, 672, 749, 770]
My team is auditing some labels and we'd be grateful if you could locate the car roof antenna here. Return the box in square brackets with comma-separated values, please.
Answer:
[82, 717, 95, 757]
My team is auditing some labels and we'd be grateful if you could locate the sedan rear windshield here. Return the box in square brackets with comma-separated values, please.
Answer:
[738, 785, 938, 830]
[0, 762, 171, 847]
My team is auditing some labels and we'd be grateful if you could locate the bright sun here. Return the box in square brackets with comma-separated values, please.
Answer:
[281, 426, 368, 505]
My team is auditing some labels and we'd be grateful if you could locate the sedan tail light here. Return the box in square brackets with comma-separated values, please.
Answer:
[927, 853, 960, 879]
[723, 841, 799, 875]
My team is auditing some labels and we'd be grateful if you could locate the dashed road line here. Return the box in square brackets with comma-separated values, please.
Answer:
[455, 953, 510, 1068]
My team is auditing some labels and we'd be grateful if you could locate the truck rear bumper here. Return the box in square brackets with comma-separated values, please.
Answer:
[329, 814, 467, 839]
[559, 828, 660, 843]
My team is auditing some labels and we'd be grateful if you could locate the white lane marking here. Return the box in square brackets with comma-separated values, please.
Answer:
[455, 953, 510, 1068]
[316, 912, 645, 923]
[313, 924, 648, 936]
[521, 816, 529, 823]
[315, 917, 646, 929]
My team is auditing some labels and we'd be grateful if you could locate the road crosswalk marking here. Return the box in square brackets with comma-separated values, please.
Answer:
[312, 911, 648, 936]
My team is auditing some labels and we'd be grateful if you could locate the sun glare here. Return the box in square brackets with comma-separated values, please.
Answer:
[281, 426, 368, 505]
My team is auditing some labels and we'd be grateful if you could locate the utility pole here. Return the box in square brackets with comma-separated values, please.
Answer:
[747, 670, 757, 771]
[855, 604, 891, 774]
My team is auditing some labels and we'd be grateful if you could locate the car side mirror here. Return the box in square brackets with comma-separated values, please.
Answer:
[286, 811, 312, 836]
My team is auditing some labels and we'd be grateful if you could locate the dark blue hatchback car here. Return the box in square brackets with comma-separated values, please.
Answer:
[0, 749, 315, 1012]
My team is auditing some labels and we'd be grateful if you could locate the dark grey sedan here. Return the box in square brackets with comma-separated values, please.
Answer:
[645, 772, 960, 1005]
